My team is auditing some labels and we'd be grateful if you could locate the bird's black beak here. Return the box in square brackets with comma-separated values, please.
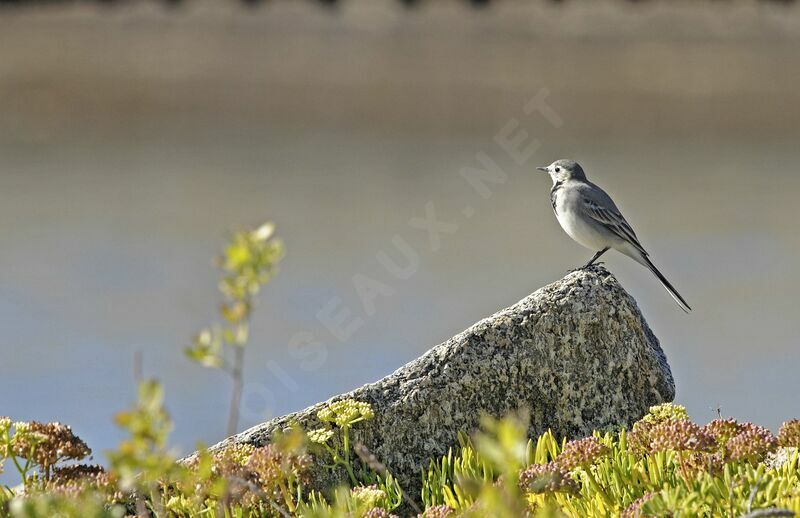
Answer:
[536, 166, 548, 172]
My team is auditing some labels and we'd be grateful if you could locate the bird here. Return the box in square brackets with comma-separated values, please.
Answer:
[536, 159, 691, 313]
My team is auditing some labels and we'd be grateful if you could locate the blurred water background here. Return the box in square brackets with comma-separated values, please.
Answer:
[1, 0, 800, 465]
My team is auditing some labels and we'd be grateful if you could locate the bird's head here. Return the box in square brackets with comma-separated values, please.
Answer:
[536, 159, 586, 182]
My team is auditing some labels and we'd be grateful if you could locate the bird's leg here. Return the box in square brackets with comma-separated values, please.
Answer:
[566, 248, 611, 274]
[582, 247, 610, 269]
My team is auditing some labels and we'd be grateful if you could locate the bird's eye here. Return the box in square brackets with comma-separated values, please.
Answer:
[555, 167, 561, 173]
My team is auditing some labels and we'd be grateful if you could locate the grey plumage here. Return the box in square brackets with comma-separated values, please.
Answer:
[537, 159, 691, 313]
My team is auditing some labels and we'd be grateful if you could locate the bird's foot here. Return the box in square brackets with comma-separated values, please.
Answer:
[567, 262, 604, 274]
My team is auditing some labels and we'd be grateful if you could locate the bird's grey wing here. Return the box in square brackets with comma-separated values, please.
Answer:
[580, 186, 647, 255]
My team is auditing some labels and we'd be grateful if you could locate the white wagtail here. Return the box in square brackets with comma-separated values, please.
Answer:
[536, 159, 691, 313]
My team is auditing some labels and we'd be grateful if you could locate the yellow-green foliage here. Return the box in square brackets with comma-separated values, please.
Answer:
[2, 401, 800, 517]
[185, 221, 284, 370]
[421, 431, 494, 512]
[185, 221, 285, 438]
[421, 404, 800, 518]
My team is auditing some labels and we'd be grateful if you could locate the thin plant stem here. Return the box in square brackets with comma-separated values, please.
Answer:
[278, 479, 296, 513]
[343, 426, 350, 466]
[341, 427, 358, 485]
[10, 454, 27, 484]
[227, 343, 246, 438]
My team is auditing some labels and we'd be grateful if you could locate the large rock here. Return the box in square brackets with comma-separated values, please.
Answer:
[196, 265, 674, 499]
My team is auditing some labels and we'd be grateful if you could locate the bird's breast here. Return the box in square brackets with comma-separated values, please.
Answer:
[553, 191, 609, 251]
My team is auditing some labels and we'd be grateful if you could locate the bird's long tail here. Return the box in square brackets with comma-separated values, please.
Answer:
[641, 254, 692, 313]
